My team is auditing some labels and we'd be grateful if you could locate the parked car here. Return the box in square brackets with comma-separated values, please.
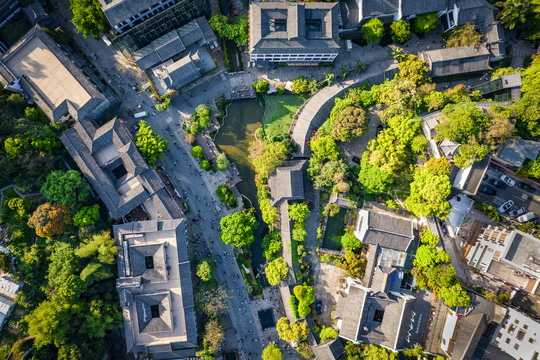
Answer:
[518, 182, 536, 193]
[479, 185, 497, 196]
[487, 178, 506, 188]
[498, 200, 514, 213]
[500, 175, 516, 186]
[518, 212, 537, 223]
[509, 207, 526, 217]
[316, 300, 322, 315]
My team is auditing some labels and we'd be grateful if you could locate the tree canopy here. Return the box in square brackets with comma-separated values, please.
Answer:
[216, 153, 230, 170]
[41, 170, 90, 211]
[219, 211, 258, 248]
[288, 202, 310, 223]
[196, 258, 215, 281]
[208, 14, 249, 48]
[70, 0, 105, 39]
[276, 317, 309, 343]
[262, 344, 282, 360]
[361, 18, 384, 43]
[412, 13, 439, 34]
[341, 231, 362, 250]
[405, 158, 452, 219]
[446, 23, 483, 48]
[511, 55, 540, 138]
[262, 231, 282, 260]
[319, 327, 339, 342]
[135, 120, 169, 166]
[28, 203, 72, 239]
[72, 204, 100, 228]
[390, 19, 411, 43]
[292, 76, 309, 94]
[266, 257, 288, 286]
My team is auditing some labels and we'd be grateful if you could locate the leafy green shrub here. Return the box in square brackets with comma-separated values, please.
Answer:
[216, 184, 237, 208]
[216, 153, 230, 170]
[361, 18, 384, 43]
[292, 76, 309, 94]
[252, 79, 270, 93]
[319, 326, 339, 342]
[390, 19, 410, 43]
[190, 104, 212, 134]
[191, 146, 204, 158]
[200, 159, 211, 170]
[73, 204, 100, 227]
[412, 13, 438, 34]
[262, 230, 282, 259]
[289, 295, 300, 318]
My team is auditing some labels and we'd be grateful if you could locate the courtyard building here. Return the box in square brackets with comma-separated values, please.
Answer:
[114, 219, 197, 359]
[249, 2, 340, 64]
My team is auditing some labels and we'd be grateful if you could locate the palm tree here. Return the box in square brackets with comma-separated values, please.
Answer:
[324, 72, 335, 87]
[496, 0, 530, 30]
[339, 66, 349, 81]
[355, 59, 366, 73]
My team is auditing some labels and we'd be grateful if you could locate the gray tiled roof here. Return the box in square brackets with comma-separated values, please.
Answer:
[419, 46, 491, 78]
[133, 17, 212, 71]
[401, 0, 448, 18]
[250, 2, 339, 56]
[60, 117, 178, 220]
[363, 211, 414, 252]
[130, 243, 166, 282]
[498, 139, 540, 167]
[362, 0, 399, 17]
[0, 26, 107, 123]
[164, 55, 202, 90]
[455, 0, 496, 26]
[337, 285, 366, 340]
[312, 338, 346, 360]
[135, 292, 172, 333]
[99, 0, 158, 27]
[268, 159, 307, 206]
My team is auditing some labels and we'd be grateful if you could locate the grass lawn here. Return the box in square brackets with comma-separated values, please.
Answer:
[262, 94, 309, 140]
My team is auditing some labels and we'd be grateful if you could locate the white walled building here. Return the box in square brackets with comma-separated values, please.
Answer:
[493, 308, 540, 360]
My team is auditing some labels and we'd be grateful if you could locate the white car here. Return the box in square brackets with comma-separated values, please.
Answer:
[518, 212, 537, 223]
[498, 200, 514, 213]
[509, 207, 526, 217]
[500, 175, 516, 186]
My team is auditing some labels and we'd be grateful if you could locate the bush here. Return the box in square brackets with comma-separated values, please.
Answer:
[412, 13, 439, 34]
[253, 79, 270, 93]
[361, 18, 384, 43]
[319, 326, 339, 342]
[216, 153, 230, 170]
[216, 184, 237, 208]
[289, 295, 300, 318]
[262, 230, 282, 259]
[191, 145, 204, 158]
[292, 76, 309, 94]
[390, 19, 411, 43]
[200, 159, 211, 170]
[72, 204, 100, 227]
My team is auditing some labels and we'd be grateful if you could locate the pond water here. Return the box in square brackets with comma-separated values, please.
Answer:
[321, 207, 347, 251]
[214, 99, 267, 274]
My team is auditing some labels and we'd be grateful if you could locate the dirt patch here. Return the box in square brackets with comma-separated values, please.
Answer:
[310, 255, 346, 327]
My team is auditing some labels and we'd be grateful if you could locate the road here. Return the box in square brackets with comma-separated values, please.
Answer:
[47, 2, 263, 358]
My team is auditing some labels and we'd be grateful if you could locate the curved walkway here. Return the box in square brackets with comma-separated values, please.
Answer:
[0, 185, 42, 218]
[290, 59, 398, 157]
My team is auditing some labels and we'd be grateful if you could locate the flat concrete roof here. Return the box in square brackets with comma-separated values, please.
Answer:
[5, 35, 91, 110]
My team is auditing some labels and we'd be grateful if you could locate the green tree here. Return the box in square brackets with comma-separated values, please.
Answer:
[276, 317, 309, 343]
[202, 318, 225, 355]
[294, 285, 315, 317]
[80, 299, 122, 338]
[310, 136, 340, 161]
[390, 19, 411, 43]
[292, 228, 307, 243]
[296, 342, 314, 359]
[497, 0, 531, 30]
[216, 184, 237, 208]
[330, 105, 369, 141]
[75, 231, 117, 284]
[288, 202, 310, 223]
[135, 120, 169, 166]
[191, 145, 204, 158]
[216, 153, 230, 170]
[26, 299, 71, 347]
[355, 59, 366, 73]
[319, 327, 339, 342]
[72, 204, 100, 227]
[289, 295, 300, 318]
[436, 102, 489, 143]
[262, 231, 283, 260]
[362, 344, 397, 360]
[266, 257, 288, 286]
[446, 23, 483, 48]
[70, 0, 105, 39]
[250, 140, 289, 180]
[414, 245, 450, 268]
[358, 154, 392, 194]
[420, 229, 440, 247]
[219, 211, 258, 248]
[323, 203, 340, 217]
[341, 231, 362, 250]
[200, 159, 211, 170]
[323, 72, 335, 87]
[190, 104, 212, 134]
[398, 55, 430, 86]
[209, 14, 249, 48]
[424, 91, 448, 111]
[262, 344, 282, 360]
[25, 107, 46, 122]
[196, 258, 215, 281]
[439, 283, 471, 307]
[253, 79, 270, 93]
[405, 158, 452, 219]
[361, 18, 384, 43]
[341, 249, 366, 278]
[28, 203, 72, 239]
[41, 170, 89, 211]
[292, 76, 309, 94]
[7, 197, 35, 218]
[412, 13, 439, 34]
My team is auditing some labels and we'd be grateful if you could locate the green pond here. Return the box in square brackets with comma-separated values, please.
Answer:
[214, 99, 267, 273]
[321, 207, 347, 251]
